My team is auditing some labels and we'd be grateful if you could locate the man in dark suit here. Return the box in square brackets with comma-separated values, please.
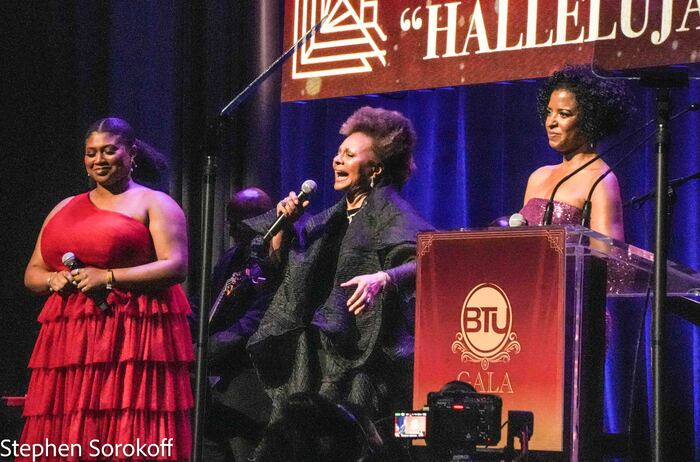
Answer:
[203, 187, 274, 462]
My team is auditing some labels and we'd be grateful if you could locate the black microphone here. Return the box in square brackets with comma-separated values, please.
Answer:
[581, 102, 700, 227]
[263, 179, 317, 243]
[580, 132, 655, 228]
[623, 169, 700, 208]
[61, 252, 110, 312]
[542, 155, 600, 225]
[542, 102, 700, 226]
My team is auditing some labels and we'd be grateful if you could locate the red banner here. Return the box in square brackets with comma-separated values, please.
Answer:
[414, 229, 566, 452]
[282, 0, 700, 101]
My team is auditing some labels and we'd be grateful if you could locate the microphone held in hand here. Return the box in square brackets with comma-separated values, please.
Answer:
[61, 252, 110, 312]
[263, 179, 317, 243]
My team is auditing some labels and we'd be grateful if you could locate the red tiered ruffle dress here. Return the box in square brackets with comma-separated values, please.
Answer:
[19, 193, 193, 461]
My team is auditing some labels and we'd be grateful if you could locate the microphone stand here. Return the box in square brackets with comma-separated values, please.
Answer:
[639, 69, 688, 462]
[192, 16, 327, 462]
[548, 100, 699, 227]
[579, 133, 654, 228]
[541, 155, 600, 225]
[541, 112, 655, 226]
[624, 170, 700, 208]
[580, 103, 699, 226]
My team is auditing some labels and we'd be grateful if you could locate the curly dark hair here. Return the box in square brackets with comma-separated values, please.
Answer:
[85, 117, 170, 190]
[536, 65, 631, 144]
[340, 106, 416, 187]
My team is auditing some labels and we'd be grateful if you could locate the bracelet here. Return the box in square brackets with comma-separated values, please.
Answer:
[106, 269, 114, 290]
[47, 272, 56, 292]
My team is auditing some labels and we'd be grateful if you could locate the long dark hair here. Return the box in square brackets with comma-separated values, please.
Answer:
[85, 117, 170, 191]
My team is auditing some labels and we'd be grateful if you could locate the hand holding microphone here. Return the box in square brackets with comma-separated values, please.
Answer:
[264, 180, 317, 243]
[62, 252, 111, 311]
[47, 270, 75, 294]
[276, 191, 309, 220]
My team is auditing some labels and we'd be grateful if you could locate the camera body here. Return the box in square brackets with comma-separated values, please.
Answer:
[426, 388, 502, 448]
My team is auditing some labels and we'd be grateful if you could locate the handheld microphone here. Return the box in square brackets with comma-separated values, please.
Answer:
[580, 102, 700, 227]
[263, 179, 317, 243]
[61, 252, 110, 312]
[508, 213, 528, 227]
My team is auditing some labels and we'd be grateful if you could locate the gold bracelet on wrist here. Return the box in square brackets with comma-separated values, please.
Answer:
[47, 272, 56, 292]
[106, 269, 114, 290]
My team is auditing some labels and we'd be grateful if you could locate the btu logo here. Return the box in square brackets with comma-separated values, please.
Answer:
[464, 306, 510, 335]
[452, 283, 520, 370]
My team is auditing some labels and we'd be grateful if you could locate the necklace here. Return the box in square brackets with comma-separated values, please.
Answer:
[346, 194, 367, 223]
[346, 207, 362, 223]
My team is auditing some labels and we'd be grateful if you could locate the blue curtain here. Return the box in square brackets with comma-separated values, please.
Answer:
[279, 81, 700, 458]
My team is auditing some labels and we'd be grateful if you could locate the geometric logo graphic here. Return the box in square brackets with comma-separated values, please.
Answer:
[292, 0, 387, 79]
[452, 283, 521, 370]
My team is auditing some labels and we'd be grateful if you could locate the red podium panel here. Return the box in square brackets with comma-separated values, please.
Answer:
[414, 228, 567, 452]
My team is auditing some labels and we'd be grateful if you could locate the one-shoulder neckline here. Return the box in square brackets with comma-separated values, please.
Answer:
[82, 191, 150, 230]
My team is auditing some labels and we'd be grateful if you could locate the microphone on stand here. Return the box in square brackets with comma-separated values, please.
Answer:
[624, 170, 700, 208]
[543, 102, 700, 226]
[580, 131, 656, 228]
[61, 252, 110, 312]
[263, 179, 317, 243]
[508, 213, 528, 227]
[581, 103, 700, 227]
[541, 155, 600, 225]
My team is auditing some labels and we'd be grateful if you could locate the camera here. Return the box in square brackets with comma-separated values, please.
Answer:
[394, 381, 501, 448]
[426, 383, 502, 448]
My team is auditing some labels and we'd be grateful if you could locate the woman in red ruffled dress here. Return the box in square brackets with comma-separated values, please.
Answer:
[20, 117, 193, 461]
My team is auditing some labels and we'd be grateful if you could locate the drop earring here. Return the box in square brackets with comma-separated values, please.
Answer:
[370, 176, 375, 188]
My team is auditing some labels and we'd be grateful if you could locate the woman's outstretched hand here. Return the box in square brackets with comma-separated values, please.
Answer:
[341, 271, 391, 316]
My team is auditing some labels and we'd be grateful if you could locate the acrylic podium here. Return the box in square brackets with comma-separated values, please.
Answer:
[413, 226, 700, 460]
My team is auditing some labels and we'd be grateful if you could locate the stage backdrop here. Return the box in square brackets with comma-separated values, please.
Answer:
[282, 0, 700, 101]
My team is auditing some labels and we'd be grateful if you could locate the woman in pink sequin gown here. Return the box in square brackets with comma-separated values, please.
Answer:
[520, 65, 629, 240]
[20, 118, 193, 461]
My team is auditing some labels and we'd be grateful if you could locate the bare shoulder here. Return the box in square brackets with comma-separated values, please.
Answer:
[589, 169, 622, 206]
[597, 169, 621, 195]
[524, 165, 556, 204]
[138, 188, 185, 216]
[529, 164, 555, 181]
[526, 164, 555, 188]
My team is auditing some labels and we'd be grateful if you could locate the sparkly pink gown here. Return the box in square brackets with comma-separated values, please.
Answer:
[519, 198, 582, 226]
